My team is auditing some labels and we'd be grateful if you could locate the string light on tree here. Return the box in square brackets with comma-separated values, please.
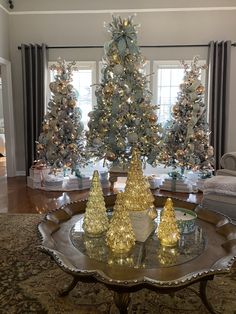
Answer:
[86, 15, 162, 167]
[159, 56, 214, 176]
[36, 58, 87, 173]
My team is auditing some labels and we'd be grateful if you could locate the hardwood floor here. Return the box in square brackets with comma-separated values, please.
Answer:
[0, 162, 202, 214]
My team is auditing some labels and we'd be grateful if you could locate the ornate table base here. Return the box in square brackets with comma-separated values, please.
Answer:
[58, 274, 216, 314]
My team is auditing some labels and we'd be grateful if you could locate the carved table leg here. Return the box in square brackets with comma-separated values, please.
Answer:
[114, 292, 131, 314]
[59, 276, 79, 296]
[199, 279, 216, 314]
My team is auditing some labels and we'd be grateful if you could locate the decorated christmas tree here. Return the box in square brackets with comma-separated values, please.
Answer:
[83, 170, 109, 236]
[157, 198, 180, 247]
[36, 58, 86, 173]
[123, 148, 155, 212]
[106, 192, 136, 254]
[86, 15, 162, 167]
[159, 56, 214, 176]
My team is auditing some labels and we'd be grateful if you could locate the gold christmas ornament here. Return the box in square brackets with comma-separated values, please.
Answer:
[196, 85, 205, 94]
[83, 170, 109, 237]
[104, 82, 114, 95]
[68, 99, 76, 108]
[106, 192, 136, 254]
[157, 198, 180, 247]
[42, 124, 49, 132]
[105, 151, 116, 161]
[172, 104, 179, 114]
[149, 114, 158, 123]
[195, 129, 205, 139]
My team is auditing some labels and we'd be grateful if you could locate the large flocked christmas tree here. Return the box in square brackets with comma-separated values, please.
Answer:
[159, 56, 214, 175]
[36, 59, 86, 173]
[86, 16, 162, 167]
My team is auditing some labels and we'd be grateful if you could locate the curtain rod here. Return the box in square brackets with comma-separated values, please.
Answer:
[18, 43, 236, 50]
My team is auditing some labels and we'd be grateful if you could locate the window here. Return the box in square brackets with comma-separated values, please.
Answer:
[153, 60, 206, 125]
[48, 61, 96, 129]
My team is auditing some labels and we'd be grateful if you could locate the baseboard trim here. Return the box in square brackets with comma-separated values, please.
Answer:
[16, 171, 26, 176]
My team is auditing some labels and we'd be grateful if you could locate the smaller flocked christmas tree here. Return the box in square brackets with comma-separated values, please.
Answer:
[36, 58, 86, 174]
[106, 192, 136, 254]
[83, 170, 109, 236]
[123, 148, 155, 212]
[157, 198, 180, 247]
[159, 56, 214, 176]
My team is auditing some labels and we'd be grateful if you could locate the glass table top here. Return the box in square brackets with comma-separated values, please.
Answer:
[70, 213, 207, 269]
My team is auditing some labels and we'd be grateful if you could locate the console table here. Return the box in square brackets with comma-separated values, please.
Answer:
[38, 195, 236, 314]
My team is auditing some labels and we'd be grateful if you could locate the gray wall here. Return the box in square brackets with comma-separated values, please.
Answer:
[7, 5, 236, 171]
[0, 5, 9, 60]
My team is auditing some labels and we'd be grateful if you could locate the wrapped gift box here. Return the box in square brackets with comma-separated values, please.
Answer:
[29, 166, 51, 182]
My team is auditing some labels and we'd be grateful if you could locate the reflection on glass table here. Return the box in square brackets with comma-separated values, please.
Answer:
[70, 214, 206, 269]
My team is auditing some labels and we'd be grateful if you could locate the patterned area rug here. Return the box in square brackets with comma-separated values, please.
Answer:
[1, 213, 236, 314]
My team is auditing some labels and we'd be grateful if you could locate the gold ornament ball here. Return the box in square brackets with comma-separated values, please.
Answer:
[172, 104, 179, 114]
[196, 130, 205, 139]
[149, 114, 157, 123]
[69, 100, 76, 108]
[196, 85, 205, 94]
[106, 151, 116, 161]
[37, 143, 44, 150]
[43, 124, 49, 132]
[112, 53, 120, 64]
[104, 83, 114, 95]
[176, 149, 185, 157]
[68, 143, 77, 150]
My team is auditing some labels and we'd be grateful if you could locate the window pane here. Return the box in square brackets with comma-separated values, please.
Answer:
[72, 69, 92, 129]
[48, 64, 94, 130]
[155, 62, 207, 126]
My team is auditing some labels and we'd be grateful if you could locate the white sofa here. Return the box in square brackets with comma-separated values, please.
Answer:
[202, 152, 236, 221]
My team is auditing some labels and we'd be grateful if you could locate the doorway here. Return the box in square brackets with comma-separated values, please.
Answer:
[0, 70, 6, 175]
[0, 57, 16, 177]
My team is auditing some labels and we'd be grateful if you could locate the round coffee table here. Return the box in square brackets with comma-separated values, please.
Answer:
[38, 195, 236, 314]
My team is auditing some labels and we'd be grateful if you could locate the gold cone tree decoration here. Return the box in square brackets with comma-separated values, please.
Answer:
[83, 170, 109, 236]
[123, 149, 155, 212]
[157, 198, 180, 247]
[106, 192, 136, 254]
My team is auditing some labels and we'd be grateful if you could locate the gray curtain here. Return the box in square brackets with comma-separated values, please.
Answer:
[207, 41, 231, 171]
[21, 43, 48, 175]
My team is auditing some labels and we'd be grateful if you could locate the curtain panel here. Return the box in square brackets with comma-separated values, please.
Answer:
[21, 43, 48, 175]
[207, 41, 231, 171]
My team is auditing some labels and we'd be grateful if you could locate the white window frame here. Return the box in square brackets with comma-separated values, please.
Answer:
[153, 60, 207, 123]
[47, 61, 96, 112]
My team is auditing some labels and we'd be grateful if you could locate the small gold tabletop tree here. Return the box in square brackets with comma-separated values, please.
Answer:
[123, 148, 155, 212]
[83, 170, 109, 236]
[106, 192, 136, 254]
[157, 198, 180, 247]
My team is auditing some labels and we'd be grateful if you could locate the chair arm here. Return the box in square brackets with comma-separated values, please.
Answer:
[220, 152, 236, 170]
